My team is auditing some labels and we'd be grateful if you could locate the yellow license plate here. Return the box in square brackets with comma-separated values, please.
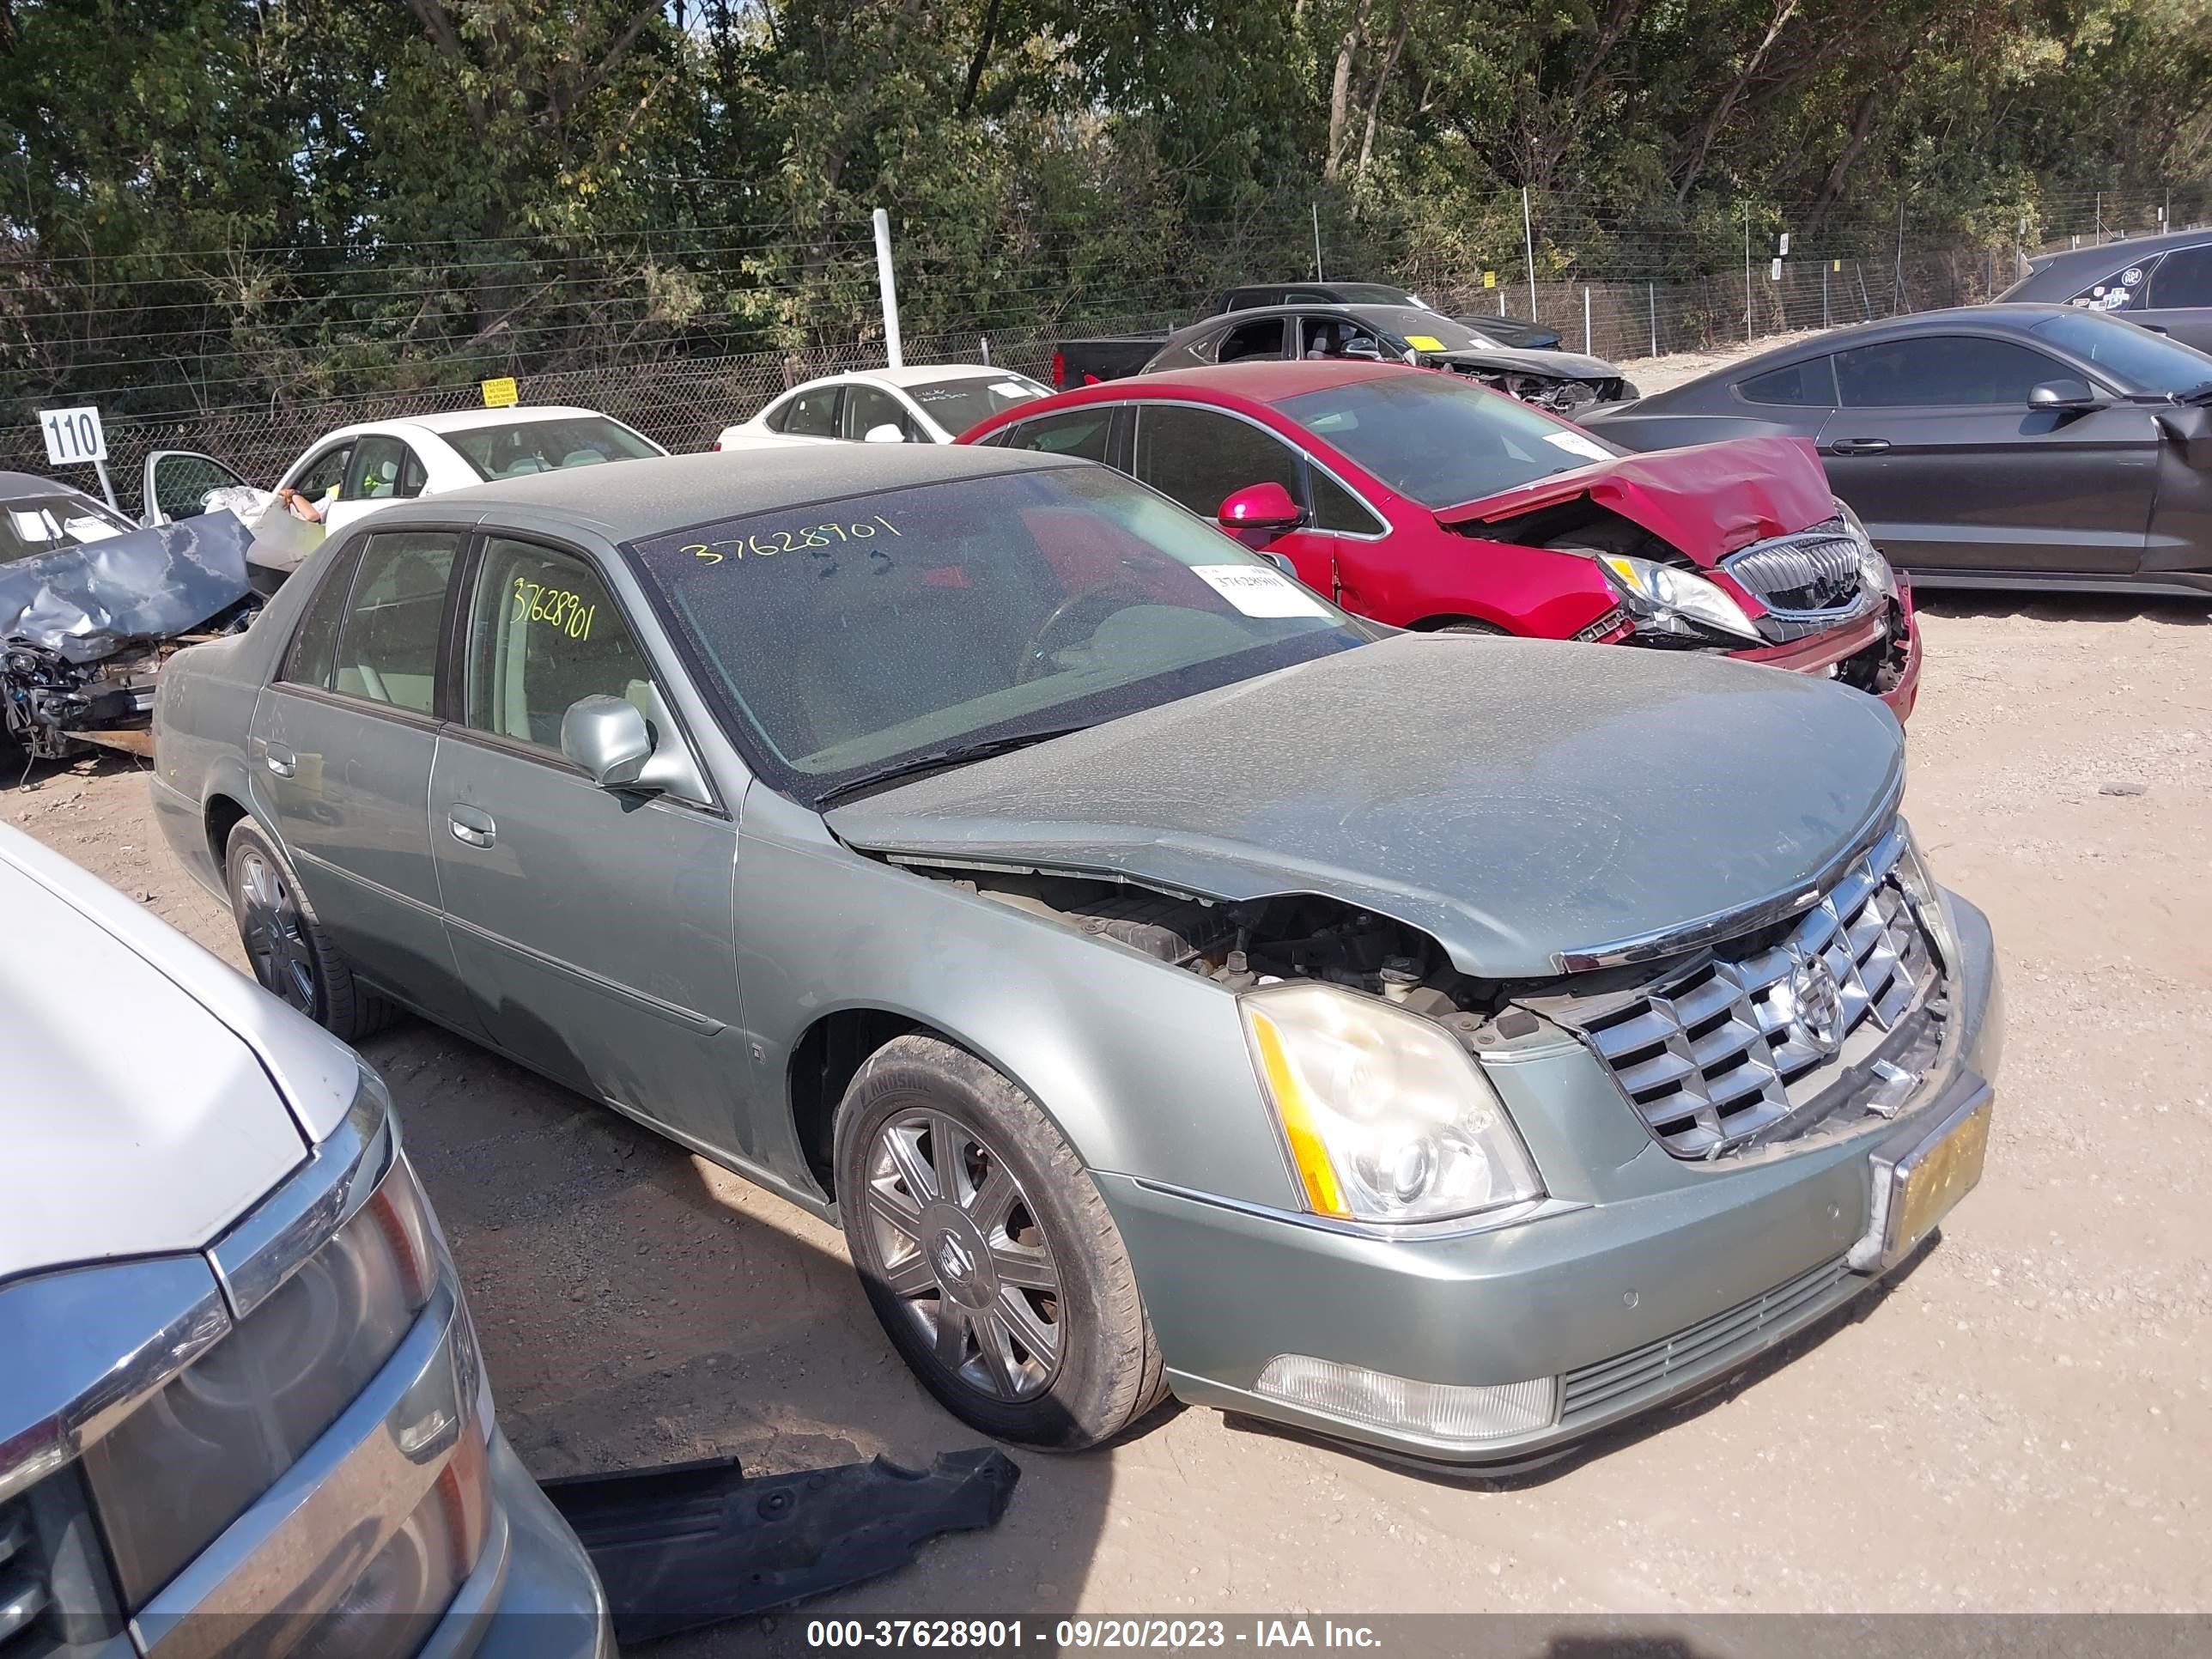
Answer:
[1891, 1096, 1993, 1255]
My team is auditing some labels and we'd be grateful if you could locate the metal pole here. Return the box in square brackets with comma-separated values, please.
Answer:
[1744, 212, 1753, 343]
[1648, 282, 1657, 358]
[979, 334, 991, 366]
[1822, 261, 1829, 329]
[1312, 204, 1324, 282]
[2094, 191, 2102, 242]
[91, 458, 119, 512]
[1583, 285, 1592, 356]
[1893, 197, 1905, 313]
[1522, 186, 1538, 319]
[872, 208, 903, 368]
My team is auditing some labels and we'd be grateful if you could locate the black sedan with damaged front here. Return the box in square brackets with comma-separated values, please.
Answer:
[1584, 304, 2212, 597]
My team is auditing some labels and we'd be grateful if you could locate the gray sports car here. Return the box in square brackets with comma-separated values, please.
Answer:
[151, 446, 2002, 1468]
[1584, 304, 2212, 595]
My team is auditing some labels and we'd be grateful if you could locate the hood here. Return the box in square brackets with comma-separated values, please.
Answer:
[0, 511, 253, 662]
[1425, 344, 1618, 380]
[1434, 434, 1834, 566]
[828, 634, 1903, 980]
[0, 825, 363, 1280]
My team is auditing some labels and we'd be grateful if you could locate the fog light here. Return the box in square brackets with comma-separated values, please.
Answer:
[1254, 1355, 1557, 1443]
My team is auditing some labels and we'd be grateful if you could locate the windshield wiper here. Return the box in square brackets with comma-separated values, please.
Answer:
[813, 724, 1094, 807]
[2179, 380, 2212, 405]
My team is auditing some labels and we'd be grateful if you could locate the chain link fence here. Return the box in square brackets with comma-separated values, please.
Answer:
[0, 186, 2194, 516]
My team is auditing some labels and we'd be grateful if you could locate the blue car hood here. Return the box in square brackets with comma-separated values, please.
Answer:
[826, 635, 1905, 979]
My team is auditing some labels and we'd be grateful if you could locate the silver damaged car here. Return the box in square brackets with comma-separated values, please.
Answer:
[150, 447, 2003, 1467]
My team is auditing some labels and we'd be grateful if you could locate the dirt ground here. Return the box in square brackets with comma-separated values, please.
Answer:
[8, 590, 2208, 1641]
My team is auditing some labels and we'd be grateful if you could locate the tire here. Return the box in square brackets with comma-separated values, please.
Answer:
[833, 1035, 1167, 1449]
[1437, 618, 1509, 635]
[224, 817, 397, 1042]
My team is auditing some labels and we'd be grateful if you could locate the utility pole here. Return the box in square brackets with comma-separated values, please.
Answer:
[1648, 282, 1657, 359]
[1893, 195, 1906, 314]
[1522, 187, 1538, 320]
[1744, 211, 1753, 343]
[1312, 203, 1324, 281]
[872, 208, 903, 368]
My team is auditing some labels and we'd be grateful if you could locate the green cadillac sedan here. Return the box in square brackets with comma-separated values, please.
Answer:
[150, 445, 2001, 1467]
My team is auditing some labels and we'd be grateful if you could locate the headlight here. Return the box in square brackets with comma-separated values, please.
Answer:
[1241, 982, 1543, 1224]
[1595, 553, 1762, 645]
[1893, 821, 1960, 974]
[1835, 499, 1897, 600]
[82, 1073, 447, 1608]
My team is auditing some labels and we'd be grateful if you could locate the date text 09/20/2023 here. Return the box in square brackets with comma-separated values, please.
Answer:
[805, 1619, 1385, 1650]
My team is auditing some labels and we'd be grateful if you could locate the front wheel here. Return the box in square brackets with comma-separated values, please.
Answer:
[834, 1035, 1167, 1449]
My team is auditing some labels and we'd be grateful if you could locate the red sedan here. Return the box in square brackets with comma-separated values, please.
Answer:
[960, 361, 1921, 720]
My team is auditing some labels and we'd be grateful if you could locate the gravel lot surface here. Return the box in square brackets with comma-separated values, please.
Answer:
[8, 592, 2206, 1643]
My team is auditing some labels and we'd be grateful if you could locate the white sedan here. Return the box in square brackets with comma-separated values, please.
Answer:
[144, 405, 666, 536]
[713, 365, 1049, 451]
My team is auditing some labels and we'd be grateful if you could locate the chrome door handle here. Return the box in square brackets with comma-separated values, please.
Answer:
[447, 806, 496, 848]
[1826, 437, 1893, 455]
[264, 744, 296, 779]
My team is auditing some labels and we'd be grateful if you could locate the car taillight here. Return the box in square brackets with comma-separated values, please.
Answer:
[1050, 352, 1066, 387]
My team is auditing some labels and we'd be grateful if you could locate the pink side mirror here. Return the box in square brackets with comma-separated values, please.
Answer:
[1216, 481, 1304, 545]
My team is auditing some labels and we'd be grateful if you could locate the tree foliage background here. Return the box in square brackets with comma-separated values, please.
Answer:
[1, 0, 2208, 413]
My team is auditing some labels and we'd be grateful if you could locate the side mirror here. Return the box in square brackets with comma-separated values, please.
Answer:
[863, 422, 908, 443]
[2027, 378, 2105, 413]
[562, 696, 653, 789]
[1217, 481, 1304, 546]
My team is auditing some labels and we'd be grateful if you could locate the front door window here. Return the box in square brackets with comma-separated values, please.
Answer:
[462, 538, 655, 751]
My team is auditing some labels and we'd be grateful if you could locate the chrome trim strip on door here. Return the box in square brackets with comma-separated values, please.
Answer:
[441, 911, 726, 1035]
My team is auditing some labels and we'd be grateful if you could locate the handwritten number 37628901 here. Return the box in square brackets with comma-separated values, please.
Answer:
[685, 516, 902, 564]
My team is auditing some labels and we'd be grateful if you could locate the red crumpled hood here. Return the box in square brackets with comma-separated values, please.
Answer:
[1433, 434, 1835, 565]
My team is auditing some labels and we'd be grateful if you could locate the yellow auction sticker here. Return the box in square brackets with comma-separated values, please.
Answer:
[480, 376, 519, 408]
[1405, 334, 1445, 351]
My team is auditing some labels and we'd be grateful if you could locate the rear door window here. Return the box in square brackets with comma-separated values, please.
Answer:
[1737, 358, 1838, 405]
[775, 385, 843, 437]
[1133, 405, 1304, 518]
[2145, 245, 2212, 308]
[998, 408, 1115, 463]
[1215, 318, 1288, 363]
[329, 531, 460, 715]
[1834, 336, 2064, 406]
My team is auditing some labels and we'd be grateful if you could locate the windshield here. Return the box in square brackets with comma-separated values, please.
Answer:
[1356, 308, 1500, 351]
[625, 465, 1370, 806]
[2028, 309, 2212, 394]
[1279, 372, 1618, 507]
[1331, 283, 1428, 309]
[906, 375, 1048, 436]
[0, 493, 132, 567]
[446, 416, 662, 481]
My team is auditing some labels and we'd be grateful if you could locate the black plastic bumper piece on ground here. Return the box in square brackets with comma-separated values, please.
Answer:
[539, 1447, 1021, 1645]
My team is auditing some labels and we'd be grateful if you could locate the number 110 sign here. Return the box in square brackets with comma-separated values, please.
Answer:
[39, 405, 107, 466]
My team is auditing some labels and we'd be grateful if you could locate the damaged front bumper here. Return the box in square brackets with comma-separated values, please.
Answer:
[1726, 580, 1922, 724]
[1098, 890, 1999, 1469]
[0, 513, 258, 761]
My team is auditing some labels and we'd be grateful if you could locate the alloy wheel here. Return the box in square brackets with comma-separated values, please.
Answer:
[862, 1109, 1063, 1401]
[236, 848, 318, 1016]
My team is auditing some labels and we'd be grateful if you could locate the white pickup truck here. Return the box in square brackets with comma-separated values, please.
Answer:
[0, 823, 611, 1659]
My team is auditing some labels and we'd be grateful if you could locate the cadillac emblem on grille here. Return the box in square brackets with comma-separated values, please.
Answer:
[1783, 950, 1845, 1053]
[1545, 825, 1941, 1157]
